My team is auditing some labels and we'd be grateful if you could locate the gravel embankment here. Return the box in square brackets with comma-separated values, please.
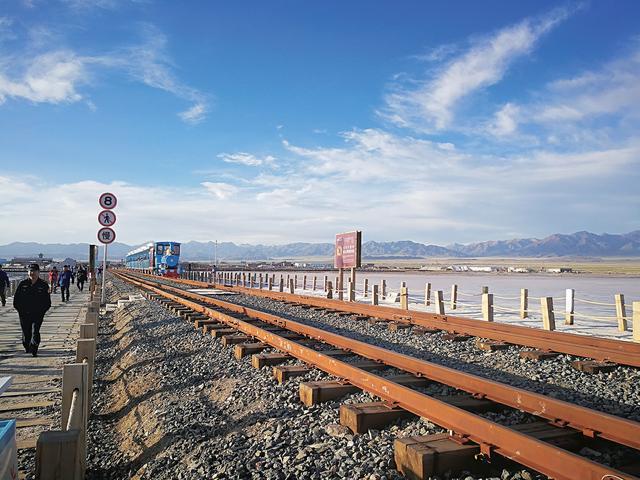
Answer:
[87, 276, 552, 479]
[209, 290, 640, 422]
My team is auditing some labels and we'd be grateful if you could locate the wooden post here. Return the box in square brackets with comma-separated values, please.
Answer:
[303, 275, 307, 290]
[279, 276, 284, 293]
[338, 268, 344, 301]
[327, 281, 333, 299]
[520, 288, 528, 319]
[372, 284, 379, 305]
[289, 278, 294, 294]
[349, 268, 356, 302]
[294, 275, 298, 288]
[268, 276, 273, 291]
[633, 301, 640, 343]
[565, 288, 575, 325]
[482, 293, 494, 322]
[76, 339, 96, 406]
[324, 275, 328, 292]
[400, 286, 408, 310]
[286, 274, 290, 287]
[381, 279, 386, 298]
[481, 286, 489, 294]
[615, 294, 627, 331]
[450, 284, 458, 310]
[79, 324, 96, 340]
[313, 276, 317, 291]
[364, 278, 369, 298]
[435, 290, 445, 315]
[541, 297, 556, 331]
[61, 363, 89, 478]
[424, 283, 431, 307]
[259, 273, 263, 290]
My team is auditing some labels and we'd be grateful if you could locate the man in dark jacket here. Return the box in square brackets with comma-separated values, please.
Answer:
[76, 265, 87, 292]
[58, 265, 72, 302]
[0, 264, 9, 306]
[13, 264, 51, 356]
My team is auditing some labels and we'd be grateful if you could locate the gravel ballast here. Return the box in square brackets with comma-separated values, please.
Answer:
[86, 275, 638, 479]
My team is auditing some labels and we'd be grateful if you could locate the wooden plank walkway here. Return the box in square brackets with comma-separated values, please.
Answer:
[0, 285, 89, 477]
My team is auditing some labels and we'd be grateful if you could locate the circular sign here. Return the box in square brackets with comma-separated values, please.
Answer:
[98, 210, 117, 227]
[97, 227, 116, 244]
[99, 192, 117, 209]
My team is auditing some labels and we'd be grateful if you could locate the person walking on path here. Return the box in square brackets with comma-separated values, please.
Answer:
[76, 265, 87, 292]
[58, 265, 72, 302]
[48, 266, 59, 294]
[13, 264, 51, 356]
[0, 264, 10, 307]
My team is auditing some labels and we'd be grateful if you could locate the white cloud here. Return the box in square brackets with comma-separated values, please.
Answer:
[217, 152, 276, 167]
[201, 182, 238, 199]
[382, 7, 573, 131]
[179, 102, 207, 124]
[0, 50, 87, 104]
[0, 22, 209, 122]
[488, 102, 520, 136]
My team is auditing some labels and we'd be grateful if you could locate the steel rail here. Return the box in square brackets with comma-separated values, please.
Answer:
[140, 272, 640, 367]
[114, 271, 638, 480]
[116, 271, 640, 451]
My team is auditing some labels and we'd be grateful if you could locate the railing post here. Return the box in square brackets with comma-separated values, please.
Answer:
[482, 293, 494, 322]
[313, 276, 317, 291]
[349, 278, 356, 302]
[424, 282, 431, 307]
[289, 278, 294, 295]
[279, 277, 284, 292]
[268, 276, 273, 291]
[520, 288, 528, 319]
[327, 281, 333, 299]
[364, 278, 369, 298]
[481, 286, 489, 294]
[338, 269, 344, 301]
[450, 284, 458, 310]
[633, 302, 640, 343]
[565, 288, 575, 325]
[541, 297, 556, 331]
[381, 279, 386, 299]
[372, 284, 379, 306]
[303, 275, 307, 290]
[61, 363, 89, 478]
[324, 275, 328, 292]
[435, 290, 445, 315]
[400, 286, 408, 310]
[615, 294, 627, 331]
[259, 273, 263, 290]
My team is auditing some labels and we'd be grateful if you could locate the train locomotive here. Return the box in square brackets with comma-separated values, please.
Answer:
[125, 241, 181, 277]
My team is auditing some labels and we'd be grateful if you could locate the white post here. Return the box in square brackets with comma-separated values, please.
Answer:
[565, 288, 575, 325]
[424, 282, 431, 307]
[482, 293, 494, 322]
[435, 290, 445, 315]
[520, 288, 528, 319]
[100, 244, 107, 305]
[633, 302, 640, 343]
[541, 297, 556, 331]
[372, 284, 379, 305]
[450, 284, 458, 310]
[615, 294, 627, 332]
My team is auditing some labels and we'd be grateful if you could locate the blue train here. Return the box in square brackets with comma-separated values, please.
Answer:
[125, 241, 181, 277]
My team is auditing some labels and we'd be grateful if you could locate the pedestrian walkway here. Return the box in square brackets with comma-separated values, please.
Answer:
[0, 284, 89, 476]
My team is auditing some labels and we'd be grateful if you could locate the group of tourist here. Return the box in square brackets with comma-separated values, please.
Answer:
[47, 264, 88, 299]
[0, 262, 92, 357]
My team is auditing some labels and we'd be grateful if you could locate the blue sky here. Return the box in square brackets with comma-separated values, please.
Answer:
[1, 0, 639, 246]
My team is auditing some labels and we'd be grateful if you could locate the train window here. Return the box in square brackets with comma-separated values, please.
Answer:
[171, 245, 180, 255]
[156, 244, 165, 255]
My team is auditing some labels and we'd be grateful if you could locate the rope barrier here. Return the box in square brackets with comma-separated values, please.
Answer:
[457, 291, 482, 297]
[574, 298, 616, 307]
[492, 295, 520, 300]
[572, 312, 620, 322]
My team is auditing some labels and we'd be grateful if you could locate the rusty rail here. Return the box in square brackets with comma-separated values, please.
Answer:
[115, 271, 639, 480]
[135, 272, 640, 367]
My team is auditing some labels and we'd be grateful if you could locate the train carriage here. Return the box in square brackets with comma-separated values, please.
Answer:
[125, 241, 181, 277]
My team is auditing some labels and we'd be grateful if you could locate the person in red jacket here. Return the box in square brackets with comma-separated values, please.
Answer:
[48, 266, 59, 294]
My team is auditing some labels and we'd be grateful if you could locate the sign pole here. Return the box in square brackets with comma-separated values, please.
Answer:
[101, 244, 108, 305]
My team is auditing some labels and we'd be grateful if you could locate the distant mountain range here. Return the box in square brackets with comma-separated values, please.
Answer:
[1, 230, 639, 261]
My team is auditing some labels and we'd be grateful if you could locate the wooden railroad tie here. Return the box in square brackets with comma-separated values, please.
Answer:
[475, 339, 510, 352]
[193, 318, 218, 329]
[221, 335, 252, 347]
[211, 328, 237, 338]
[202, 323, 227, 334]
[412, 326, 439, 335]
[251, 353, 291, 369]
[234, 342, 269, 359]
[519, 350, 561, 361]
[571, 360, 618, 374]
[367, 318, 388, 326]
[394, 421, 581, 480]
[388, 322, 412, 332]
[273, 365, 309, 383]
[441, 333, 472, 342]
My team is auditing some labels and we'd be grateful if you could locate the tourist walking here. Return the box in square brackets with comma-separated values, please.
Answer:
[48, 266, 59, 294]
[13, 264, 51, 356]
[0, 264, 9, 307]
[58, 265, 72, 302]
[76, 265, 87, 292]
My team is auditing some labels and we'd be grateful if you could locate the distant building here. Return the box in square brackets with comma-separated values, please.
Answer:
[508, 267, 532, 273]
[469, 266, 494, 272]
[11, 256, 53, 267]
[546, 267, 573, 273]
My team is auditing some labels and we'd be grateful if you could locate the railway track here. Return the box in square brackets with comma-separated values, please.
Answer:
[113, 270, 640, 480]
[135, 271, 640, 370]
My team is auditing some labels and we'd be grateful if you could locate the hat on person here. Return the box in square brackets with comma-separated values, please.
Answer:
[28, 263, 40, 271]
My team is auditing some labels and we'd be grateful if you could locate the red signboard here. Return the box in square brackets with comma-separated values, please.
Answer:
[335, 231, 362, 269]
